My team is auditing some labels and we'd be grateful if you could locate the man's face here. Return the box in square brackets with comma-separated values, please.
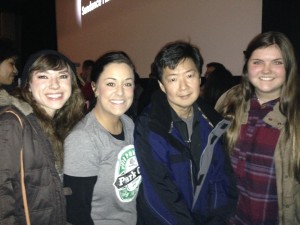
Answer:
[159, 58, 201, 117]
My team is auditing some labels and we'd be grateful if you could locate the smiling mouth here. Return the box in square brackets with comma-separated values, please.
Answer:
[179, 93, 191, 98]
[46, 93, 63, 99]
[259, 77, 274, 81]
[111, 100, 125, 104]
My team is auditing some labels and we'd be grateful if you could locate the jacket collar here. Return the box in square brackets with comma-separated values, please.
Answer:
[0, 89, 33, 116]
[242, 98, 286, 129]
[148, 89, 223, 131]
[148, 90, 172, 132]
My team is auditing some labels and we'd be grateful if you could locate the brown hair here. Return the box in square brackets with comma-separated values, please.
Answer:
[216, 31, 300, 181]
[21, 51, 85, 173]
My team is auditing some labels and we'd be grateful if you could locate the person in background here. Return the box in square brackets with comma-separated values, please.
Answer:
[64, 51, 141, 225]
[134, 41, 237, 225]
[0, 49, 85, 224]
[200, 65, 236, 107]
[137, 62, 160, 115]
[77, 59, 95, 88]
[204, 62, 226, 78]
[0, 37, 18, 88]
[215, 31, 300, 224]
[125, 71, 144, 121]
[78, 59, 95, 113]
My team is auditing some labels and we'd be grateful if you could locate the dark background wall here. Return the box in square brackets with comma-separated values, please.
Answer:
[0, 0, 57, 68]
[20, 0, 57, 65]
[0, 0, 299, 71]
[262, 0, 300, 66]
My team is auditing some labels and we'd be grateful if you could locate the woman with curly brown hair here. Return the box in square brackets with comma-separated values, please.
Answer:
[0, 50, 85, 224]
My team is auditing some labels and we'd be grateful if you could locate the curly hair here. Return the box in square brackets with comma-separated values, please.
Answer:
[20, 52, 85, 173]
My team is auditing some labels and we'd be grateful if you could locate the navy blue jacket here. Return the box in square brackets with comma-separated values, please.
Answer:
[134, 90, 237, 225]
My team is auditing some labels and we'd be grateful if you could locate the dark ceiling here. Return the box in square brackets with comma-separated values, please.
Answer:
[0, 0, 29, 13]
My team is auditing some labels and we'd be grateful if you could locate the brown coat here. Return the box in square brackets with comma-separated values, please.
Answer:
[0, 89, 67, 225]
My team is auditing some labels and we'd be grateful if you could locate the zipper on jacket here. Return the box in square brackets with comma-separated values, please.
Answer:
[169, 118, 199, 203]
[190, 160, 195, 194]
[185, 138, 191, 149]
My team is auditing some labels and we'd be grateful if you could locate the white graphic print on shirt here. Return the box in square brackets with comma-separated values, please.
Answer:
[113, 144, 141, 202]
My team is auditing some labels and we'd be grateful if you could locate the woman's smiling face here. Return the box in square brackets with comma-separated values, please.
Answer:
[247, 44, 286, 101]
[29, 68, 72, 117]
[93, 62, 135, 118]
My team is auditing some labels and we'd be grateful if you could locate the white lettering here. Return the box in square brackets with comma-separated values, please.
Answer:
[117, 170, 138, 186]
[81, 0, 112, 16]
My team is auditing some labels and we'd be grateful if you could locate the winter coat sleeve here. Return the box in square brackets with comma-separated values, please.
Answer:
[0, 112, 24, 224]
[134, 116, 196, 225]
